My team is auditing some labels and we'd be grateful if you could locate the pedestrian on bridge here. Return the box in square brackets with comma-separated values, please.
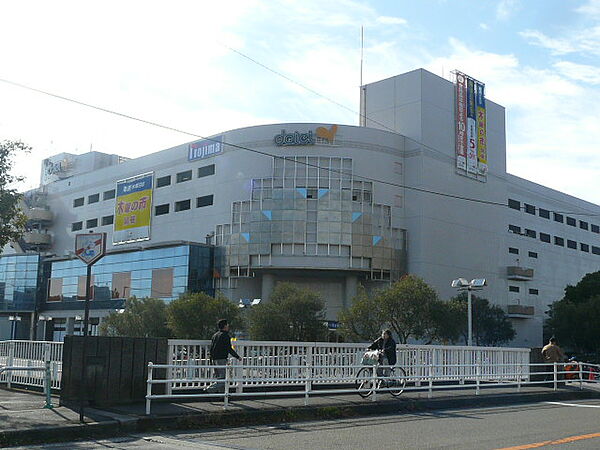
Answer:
[207, 319, 242, 393]
[541, 337, 565, 383]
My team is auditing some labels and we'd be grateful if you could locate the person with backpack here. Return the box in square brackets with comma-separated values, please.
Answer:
[207, 319, 241, 393]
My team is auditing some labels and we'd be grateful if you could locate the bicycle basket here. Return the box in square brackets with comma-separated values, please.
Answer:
[361, 350, 380, 366]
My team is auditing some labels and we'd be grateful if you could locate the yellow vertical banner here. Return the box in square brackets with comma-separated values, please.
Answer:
[476, 82, 488, 175]
[113, 173, 154, 244]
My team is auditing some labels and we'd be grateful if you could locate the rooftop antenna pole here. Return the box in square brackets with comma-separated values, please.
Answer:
[359, 26, 367, 126]
[360, 26, 364, 87]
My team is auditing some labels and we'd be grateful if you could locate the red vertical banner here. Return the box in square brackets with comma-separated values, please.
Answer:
[455, 73, 467, 171]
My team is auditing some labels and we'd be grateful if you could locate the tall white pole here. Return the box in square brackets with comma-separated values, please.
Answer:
[467, 288, 473, 347]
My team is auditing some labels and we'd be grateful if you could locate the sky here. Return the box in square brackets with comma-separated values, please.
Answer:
[1, 0, 599, 203]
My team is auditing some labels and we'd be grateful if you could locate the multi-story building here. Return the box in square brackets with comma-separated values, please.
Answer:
[1, 68, 599, 346]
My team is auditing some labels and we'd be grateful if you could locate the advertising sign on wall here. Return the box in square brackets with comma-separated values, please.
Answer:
[454, 70, 487, 182]
[455, 74, 467, 171]
[113, 173, 154, 244]
[188, 136, 223, 161]
[476, 82, 488, 175]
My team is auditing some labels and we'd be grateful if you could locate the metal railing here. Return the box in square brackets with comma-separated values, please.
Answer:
[166, 340, 530, 393]
[0, 363, 54, 409]
[0, 340, 63, 390]
[145, 360, 600, 415]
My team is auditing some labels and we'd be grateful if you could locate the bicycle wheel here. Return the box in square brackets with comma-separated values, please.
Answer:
[388, 367, 407, 397]
[355, 366, 376, 398]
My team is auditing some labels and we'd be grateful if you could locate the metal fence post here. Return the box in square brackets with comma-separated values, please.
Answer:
[43, 360, 54, 409]
[7, 341, 14, 389]
[553, 362, 557, 391]
[166, 343, 173, 396]
[371, 364, 378, 402]
[224, 364, 230, 409]
[304, 360, 311, 406]
[517, 363, 521, 392]
[579, 363, 584, 390]
[146, 363, 153, 415]
[428, 359, 433, 399]
[475, 359, 480, 395]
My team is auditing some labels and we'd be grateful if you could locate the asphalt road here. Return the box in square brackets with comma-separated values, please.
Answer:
[11, 399, 600, 449]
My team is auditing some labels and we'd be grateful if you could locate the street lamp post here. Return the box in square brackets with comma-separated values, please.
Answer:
[451, 278, 487, 347]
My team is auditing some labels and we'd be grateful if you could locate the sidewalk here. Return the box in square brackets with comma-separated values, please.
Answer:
[1, 383, 599, 447]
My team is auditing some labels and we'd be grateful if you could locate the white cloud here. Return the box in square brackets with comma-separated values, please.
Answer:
[479, 23, 489, 30]
[576, 0, 600, 17]
[554, 61, 600, 85]
[496, 0, 520, 20]
[376, 16, 407, 25]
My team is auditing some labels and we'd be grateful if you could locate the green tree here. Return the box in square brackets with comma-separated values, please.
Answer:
[376, 275, 443, 344]
[0, 140, 29, 249]
[167, 292, 242, 339]
[99, 297, 171, 337]
[447, 293, 515, 346]
[339, 285, 384, 342]
[248, 282, 328, 341]
[546, 271, 600, 356]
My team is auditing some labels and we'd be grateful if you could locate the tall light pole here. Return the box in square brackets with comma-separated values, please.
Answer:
[451, 278, 487, 347]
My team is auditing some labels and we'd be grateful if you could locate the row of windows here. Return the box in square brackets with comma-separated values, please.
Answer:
[73, 189, 115, 207]
[72, 215, 114, 232]
[155, 195, 214, 216]
[508, 248, 538, 258]
[508, 199, 600, 233]
[156, 164, 215, 188]
[71, 164, 215, 208]
[508, 286, 539, 295]
[509, 224, 600, 254]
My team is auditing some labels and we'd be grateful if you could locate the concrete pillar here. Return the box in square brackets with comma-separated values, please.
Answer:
[66, 317, 75, 336]
[344, 274, 358, 309]
[261, 273, 276, 302]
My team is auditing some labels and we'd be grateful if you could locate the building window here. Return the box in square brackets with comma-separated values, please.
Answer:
[508, 199, 520, 210]
[71, 222, 83, 232]
[394, 162, 403, 174]
[540, 233, 551, 243]
[198, 164, 215, 178]
[581, 243, 589, 252]
[86, 218, 98, 229]
[151, 268, 173, 298]
[155, 204, 170, 216]
[73, 197, 84, 207]
[509, 286, 520, 293]
[528, 251, 538, 258]
[554, 236, 564, 246]
[103, 189, 115, 200]
[395, 195, 403, 208]
[175, 199, 191, 212]
[101, 215, 114, 226]
[525, 229, 536, 238]
[524, 203, 536, 215]
[509, 247, 519, 255]
[156, 175, 171, 188]
[539, 208, 550, 219]
[176, 170, 192, 183]
[593, 246, 600, 255]
[580, 221, 589, 230]
[567, 239, 577, 249]
[529, 289, 539, 295]
[508, 225, 521, 234]
[88, 193, 100, 204]
[111, 272, 131, 298]
[592, 224, 600, 234]
[554, 213, 563, 223]
[566, 217, 576, 226]
[48, 278, 63, 301]
[77, 275, 94, 300]
[196, 195, 214, 208]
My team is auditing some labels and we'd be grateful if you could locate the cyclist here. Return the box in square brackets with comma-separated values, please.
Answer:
[368, 329, 397, 377]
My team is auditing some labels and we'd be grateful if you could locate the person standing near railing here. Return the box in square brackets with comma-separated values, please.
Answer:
[207, 319, 241, 393]
[541, 337, 565, 383]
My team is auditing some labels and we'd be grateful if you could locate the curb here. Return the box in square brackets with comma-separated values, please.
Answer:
[2, 389, 599, 447]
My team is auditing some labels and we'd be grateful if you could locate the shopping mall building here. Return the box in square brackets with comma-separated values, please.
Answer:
[1, 68, 599, 346]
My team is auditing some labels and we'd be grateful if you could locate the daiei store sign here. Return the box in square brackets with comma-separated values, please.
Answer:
[274, 125, 338, 146]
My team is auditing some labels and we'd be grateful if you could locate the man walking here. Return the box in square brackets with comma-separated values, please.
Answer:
[208, 319, 241, 392]
[541, 337, 565, 384]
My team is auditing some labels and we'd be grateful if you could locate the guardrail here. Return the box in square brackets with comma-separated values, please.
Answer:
[166, 340, 530, 394]
[0, 340, 62, 390]
[145, 361, 600, 415]
[0, 363, 54, 409]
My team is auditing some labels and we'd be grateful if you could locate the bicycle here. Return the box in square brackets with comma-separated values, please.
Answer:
[355, 350, 407, 398]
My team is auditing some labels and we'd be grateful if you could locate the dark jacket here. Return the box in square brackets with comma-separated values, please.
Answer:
[209, 330, 241, 360]
[369, 337, 397, 366]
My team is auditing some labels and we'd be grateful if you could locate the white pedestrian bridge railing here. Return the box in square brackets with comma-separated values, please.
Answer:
[166, 340, 531, 394]
[145, 360, 600, 415]
[0, 340, 62, 390]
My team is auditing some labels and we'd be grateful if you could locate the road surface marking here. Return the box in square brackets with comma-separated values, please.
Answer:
[497, 432, 600, 449]
[545, 401, 600, 408]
